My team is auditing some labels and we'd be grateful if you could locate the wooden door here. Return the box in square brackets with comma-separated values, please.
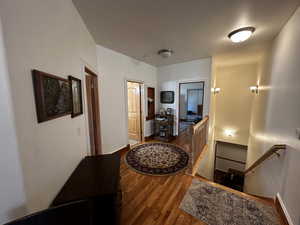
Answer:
[127, 82, 141, 141]
[85, 71, 101, 155]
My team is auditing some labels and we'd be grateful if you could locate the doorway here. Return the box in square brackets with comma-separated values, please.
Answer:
[127, 81, 142, 146]
[178, 82, 205, 134]
[85, 67, 101, 155]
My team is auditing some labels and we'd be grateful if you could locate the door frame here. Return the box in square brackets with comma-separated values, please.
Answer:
[84, 67, 102, 155]
[178, 81, 205, 134]
[124, 79, 145, 144]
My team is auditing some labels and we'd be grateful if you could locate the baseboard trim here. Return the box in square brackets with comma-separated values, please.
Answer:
[275, 193, 294, 225]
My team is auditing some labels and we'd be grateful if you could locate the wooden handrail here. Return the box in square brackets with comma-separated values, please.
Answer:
[193, 116, 209, 134]
[244, 144, 286, 174]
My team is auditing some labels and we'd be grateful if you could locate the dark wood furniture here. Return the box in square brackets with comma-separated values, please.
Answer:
[5, 200, 92, 225]
[146, 87, 155, 120]
[51, 152, 121, 225]
[154, 114, 174, 142]
[5, 153, 121, 225]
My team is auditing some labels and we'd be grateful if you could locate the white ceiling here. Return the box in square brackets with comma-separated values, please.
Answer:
[73, 0, 300, 66]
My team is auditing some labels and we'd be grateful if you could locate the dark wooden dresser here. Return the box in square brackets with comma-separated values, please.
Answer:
[51, 152, 122, 225]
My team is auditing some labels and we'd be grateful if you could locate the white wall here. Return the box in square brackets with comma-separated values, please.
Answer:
[245, 7, 300, 225]
[158, 59, 212, 135]
[0, 17, 27, 224]
[0, 0, 97, 212]
[97, 45, 157, 154]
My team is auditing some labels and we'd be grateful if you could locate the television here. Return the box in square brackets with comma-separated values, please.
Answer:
[160, 91, 175, 104]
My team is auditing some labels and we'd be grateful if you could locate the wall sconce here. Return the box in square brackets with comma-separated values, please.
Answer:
[224, 129, 236, 137]
[250, 85, 259, 94]
[211, 87, 221, 94]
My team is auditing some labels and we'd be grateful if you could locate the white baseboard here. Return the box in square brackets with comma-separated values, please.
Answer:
[276, 193, 294, 225]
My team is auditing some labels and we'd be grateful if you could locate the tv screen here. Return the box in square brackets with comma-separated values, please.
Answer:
[161, 91, 174, 104]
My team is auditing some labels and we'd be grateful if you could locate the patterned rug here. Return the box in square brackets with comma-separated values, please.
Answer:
[125, 142, 189, 176]
[180, 179, 281, 225]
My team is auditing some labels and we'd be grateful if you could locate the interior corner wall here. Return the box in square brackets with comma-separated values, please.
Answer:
[245, 6, 300, 225]
[0, 17, 27, 224]
[214, 63, 258, 146]
[96, 45, 158, 154]
[157, 58, 212, 135]
[197, 47, 270, 181]
[0, 0, 97, 213]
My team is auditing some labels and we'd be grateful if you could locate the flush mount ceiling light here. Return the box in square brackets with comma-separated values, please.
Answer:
[228, 27, 255, 43]
[158, 49, 174, 58]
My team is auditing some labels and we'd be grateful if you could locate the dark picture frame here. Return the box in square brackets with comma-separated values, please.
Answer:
[160, 91, 175, 104]
[32, 70, 71, 123]
[68, 76, 83, 118]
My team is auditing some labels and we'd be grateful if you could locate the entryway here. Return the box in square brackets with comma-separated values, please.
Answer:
[85, 67, 102, 155]
[178, 82, 205, 134]
[127, 81, 143, 146]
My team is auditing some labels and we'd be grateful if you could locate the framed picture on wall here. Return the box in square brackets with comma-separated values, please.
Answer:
[68, 76, 83, 118]
[32, 70, 71, 123]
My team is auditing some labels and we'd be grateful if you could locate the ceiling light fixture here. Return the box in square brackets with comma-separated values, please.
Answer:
[228, 27, 255, 43]
[158, 49, 173, 58]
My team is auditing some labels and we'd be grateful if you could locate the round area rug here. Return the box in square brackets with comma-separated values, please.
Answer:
[125, 142, 189, 176]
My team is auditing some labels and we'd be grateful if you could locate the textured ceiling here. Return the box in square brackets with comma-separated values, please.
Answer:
[73, 0, 300, 66]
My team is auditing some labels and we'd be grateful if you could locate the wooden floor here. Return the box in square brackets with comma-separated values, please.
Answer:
[120, 159, 200, 225]
[120, 138, 280, 225]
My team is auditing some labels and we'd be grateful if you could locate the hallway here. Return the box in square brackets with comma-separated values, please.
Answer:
[120, 138, 283, 225]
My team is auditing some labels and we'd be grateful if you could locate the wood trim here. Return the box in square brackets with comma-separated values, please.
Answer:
[244, 144, 286, 174]
[92, 76, 102, 155]
[85, 67, 97, 77]
[275, 196, 290, 225]
[146, 87, 155, 121]
[215, 140, 248, 149]
[215, 156, 246, 165]
[85, 67, 102, 155]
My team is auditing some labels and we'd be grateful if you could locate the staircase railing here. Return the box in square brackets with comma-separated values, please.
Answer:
[191, 116, 209, 166]
[182, 116, 209, 175]
[244, 144, 286, 174]
[176, 116, 209, 175]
